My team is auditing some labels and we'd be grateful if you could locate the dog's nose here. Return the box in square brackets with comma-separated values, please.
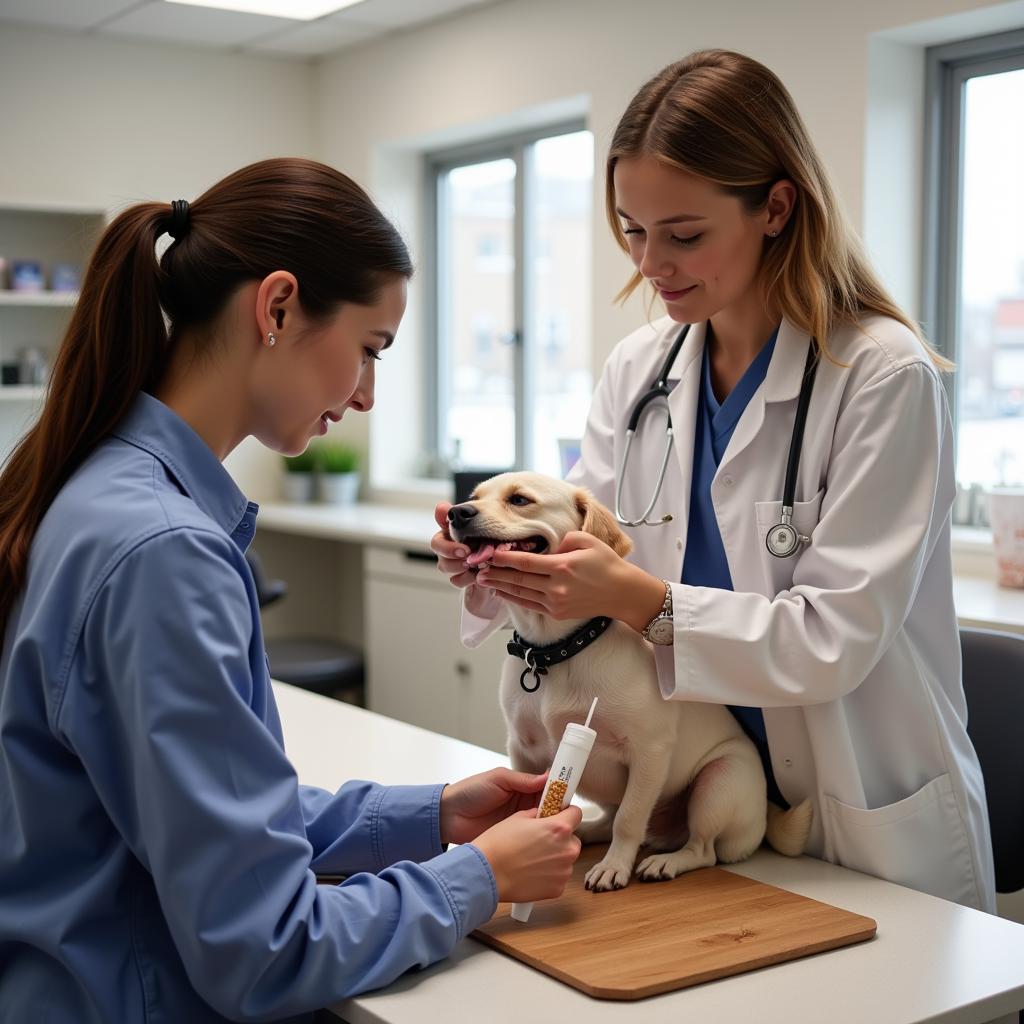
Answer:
[447, 503, 479, 529]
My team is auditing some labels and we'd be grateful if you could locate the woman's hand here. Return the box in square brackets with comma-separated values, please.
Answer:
[472, 805, 583, 904]
[475, 531, 666, 631]
[430, 502, 503, 617]
[430, 501, 475, 588]
[439, 767, 547, 845]
[441, 767, 583, 902]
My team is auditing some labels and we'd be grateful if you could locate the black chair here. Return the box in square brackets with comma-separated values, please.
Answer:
[246, 549, 365, 706]
[959, 627, 1024, 896]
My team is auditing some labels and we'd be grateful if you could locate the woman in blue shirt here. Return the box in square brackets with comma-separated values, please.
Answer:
[0, 158, 582, 1023]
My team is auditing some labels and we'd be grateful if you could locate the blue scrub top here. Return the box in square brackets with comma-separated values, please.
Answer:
[0, 392, 497, 1024]
[680, 329, 789, 809]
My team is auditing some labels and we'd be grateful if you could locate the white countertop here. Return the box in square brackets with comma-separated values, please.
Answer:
[257, 502, 1024, 634]
[257, 501, 437, 552]
[273, 682, 1024, 1024]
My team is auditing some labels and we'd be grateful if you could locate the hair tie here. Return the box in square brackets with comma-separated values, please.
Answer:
[167, 199, 190, 241]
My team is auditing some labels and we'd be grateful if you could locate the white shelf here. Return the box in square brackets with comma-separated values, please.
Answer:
[0, 200, 105, 217]
[0, 386, 45, 402]
[0, 290, 78, 307]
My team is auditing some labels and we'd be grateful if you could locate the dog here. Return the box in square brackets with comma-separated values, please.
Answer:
[448, 471, 812, 892]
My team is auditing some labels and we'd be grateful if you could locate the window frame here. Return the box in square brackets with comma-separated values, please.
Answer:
[423, 119, 588, 474]
[923, 28, 1024, 421]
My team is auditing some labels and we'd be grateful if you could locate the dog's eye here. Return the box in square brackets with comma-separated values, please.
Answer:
[507, 494, 532, 507]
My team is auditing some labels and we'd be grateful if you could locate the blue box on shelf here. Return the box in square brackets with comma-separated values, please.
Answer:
[51, 263, 81, 292]
[10, 261, 45, 292]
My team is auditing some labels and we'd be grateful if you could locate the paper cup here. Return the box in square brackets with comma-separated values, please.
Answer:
[988, 488, 1024, 589]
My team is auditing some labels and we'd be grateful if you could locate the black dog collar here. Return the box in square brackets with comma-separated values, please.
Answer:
[507, 616, 613, 693]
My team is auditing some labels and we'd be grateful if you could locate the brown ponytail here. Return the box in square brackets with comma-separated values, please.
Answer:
[0, 157, 412, 643]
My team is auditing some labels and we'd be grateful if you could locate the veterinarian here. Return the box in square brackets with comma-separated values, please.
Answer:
[432, 50, 995, 914]
[0, 158, 583, 1023]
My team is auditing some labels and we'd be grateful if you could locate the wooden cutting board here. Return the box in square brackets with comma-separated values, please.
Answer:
[472, 844, 876, 1000]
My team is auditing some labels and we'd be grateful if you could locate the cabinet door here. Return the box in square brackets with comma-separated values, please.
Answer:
[364, 547, 509, 752]
[453, 637, 509, 755]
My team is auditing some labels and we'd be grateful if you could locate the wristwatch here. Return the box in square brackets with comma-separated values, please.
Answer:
[641, 580, 674, 645]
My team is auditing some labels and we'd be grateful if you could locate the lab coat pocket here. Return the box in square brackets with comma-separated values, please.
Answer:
[753, 489, 824, 595]
[824, 774, 977, 905]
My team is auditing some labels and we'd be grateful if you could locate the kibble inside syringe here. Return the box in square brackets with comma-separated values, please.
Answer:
[538, 779, 569, 818]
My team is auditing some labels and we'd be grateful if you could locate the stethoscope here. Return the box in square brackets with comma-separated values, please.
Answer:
[613, 323, 820, 559]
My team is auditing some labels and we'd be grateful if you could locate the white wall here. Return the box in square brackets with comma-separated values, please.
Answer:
[0, 26, 314, 208]
[312, 0, 1024, 495]
[0, 23, 316, 498]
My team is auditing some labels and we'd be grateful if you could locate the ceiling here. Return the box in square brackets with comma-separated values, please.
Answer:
[0, 0, 501, 59]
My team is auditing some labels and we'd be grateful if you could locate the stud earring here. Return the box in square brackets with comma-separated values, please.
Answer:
[267, 332, 277, 347]
[769, 230, 779, 238]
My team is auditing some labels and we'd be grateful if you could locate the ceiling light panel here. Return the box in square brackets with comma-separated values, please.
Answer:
[164, 0, 367, 20]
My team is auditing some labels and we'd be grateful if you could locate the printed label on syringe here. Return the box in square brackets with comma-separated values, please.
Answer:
[539, 779, 569, 818]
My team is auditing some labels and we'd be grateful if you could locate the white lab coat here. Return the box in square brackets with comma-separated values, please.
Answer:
[463, 313, 996, 913]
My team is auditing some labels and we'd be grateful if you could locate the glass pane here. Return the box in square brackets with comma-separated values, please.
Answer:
[527, 130, 594, 477]
[441, 158, 516, 470]
[956, 67, 1024, 490]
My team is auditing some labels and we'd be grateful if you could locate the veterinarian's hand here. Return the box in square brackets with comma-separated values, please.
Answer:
[476, 531, 665, 629]
[430, 501, 504, 617]
[439, 768, 547, 845]
[472, 805, 584, 903]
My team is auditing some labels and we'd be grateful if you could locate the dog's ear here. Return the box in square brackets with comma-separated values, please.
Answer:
[575, 488, 633, 557]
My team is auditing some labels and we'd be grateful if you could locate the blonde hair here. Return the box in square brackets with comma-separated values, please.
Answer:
[605, 49, 952, 371]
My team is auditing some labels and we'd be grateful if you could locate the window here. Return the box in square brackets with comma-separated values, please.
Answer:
[925, 30, 1024, 511]
[427, 125, 593, 477]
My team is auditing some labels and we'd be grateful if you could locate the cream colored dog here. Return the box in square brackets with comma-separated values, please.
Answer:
[448, 471, 812, 892]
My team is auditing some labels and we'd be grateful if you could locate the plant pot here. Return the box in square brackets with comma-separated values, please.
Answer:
[320, 471, 360, 505]
[989, 487, 1024, 589]
[282, 472, 316, 503]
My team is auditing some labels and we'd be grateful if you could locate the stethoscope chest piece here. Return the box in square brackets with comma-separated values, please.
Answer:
[765, 508, 809, 558]
[766, 521, 799, 558]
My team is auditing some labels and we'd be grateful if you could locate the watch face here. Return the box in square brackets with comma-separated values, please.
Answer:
[646, 618, 674, 645]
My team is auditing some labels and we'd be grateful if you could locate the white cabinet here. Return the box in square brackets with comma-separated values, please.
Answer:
[0, 202, 106, 462]
[364, 546, 509, 754]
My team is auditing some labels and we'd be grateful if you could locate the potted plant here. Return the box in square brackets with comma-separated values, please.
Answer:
[315, 440, 361, 505]
[281, 448, 318, 503]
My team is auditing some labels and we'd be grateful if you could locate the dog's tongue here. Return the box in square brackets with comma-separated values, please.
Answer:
[465, 543, 496, 567]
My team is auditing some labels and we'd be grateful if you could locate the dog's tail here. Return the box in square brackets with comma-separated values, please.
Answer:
[764, 798, 813, 857]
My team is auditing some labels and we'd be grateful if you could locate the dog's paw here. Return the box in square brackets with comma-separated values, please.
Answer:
[635, 847, 714, 881]
[635, 852, 685, 882]
[584, 856, 634, 892]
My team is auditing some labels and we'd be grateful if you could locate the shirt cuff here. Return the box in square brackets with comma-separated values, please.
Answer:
[460, 589, 510, 649]
[422, 843, 499, 940]
[375, 784, 445, 867]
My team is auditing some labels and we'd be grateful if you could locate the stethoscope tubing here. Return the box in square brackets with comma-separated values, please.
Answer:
[780, 341, 819, 514]
[614, 323, 819, 556]
[614, 324, 690, 528]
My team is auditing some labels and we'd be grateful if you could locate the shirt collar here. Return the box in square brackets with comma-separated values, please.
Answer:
[701, 326, 779, 437]
[112, 391, 256, 539]
[673, 318, 811, 404]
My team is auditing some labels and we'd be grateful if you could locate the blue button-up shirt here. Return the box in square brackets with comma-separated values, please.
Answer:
[0, 392, 497, 1023]
[681, 332, 788, 808]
